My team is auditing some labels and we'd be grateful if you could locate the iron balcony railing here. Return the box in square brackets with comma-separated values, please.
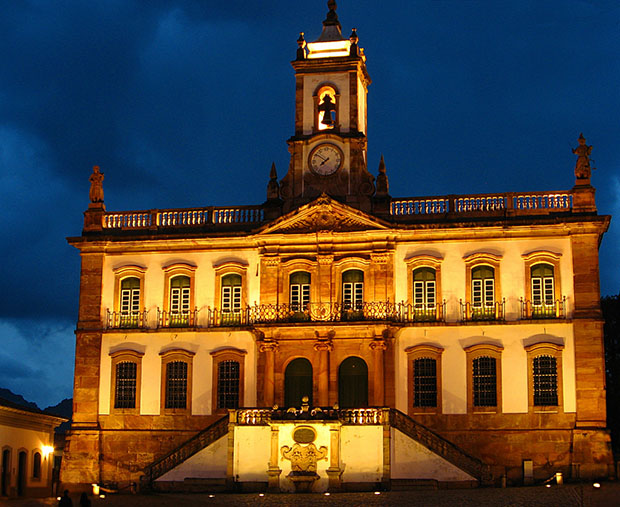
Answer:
[459, 299, 506, 322]
[157, 308, 199, 328]
[245, 301, 447, 326]
[106, 310, 149, 329]
[520, 297, 566, 319]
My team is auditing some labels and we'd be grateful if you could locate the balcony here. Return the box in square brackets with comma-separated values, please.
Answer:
[520, 297, 566, 320]
[245, 301, 446, 326]
[460, 300, 506, 322]
[106, 310, 148, 329]
[157, 308, 199, 328]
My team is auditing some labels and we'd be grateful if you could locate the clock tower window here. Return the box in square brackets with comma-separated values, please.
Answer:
[315, 86, 339, 131]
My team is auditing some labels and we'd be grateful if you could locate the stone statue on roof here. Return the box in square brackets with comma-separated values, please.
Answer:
[573, 133, 593, 181]
[89, 165, 104, 203]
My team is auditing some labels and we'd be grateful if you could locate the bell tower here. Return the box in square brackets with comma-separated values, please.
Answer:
[279, 1, 375, 213]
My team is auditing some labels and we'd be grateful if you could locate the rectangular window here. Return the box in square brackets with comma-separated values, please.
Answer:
[222, 285, 242, 313]
[171, 287, 190, 314]
[165, 361, 188, 409]
[533, 355, 558, 406]
[114, 361, 137, 409]
[217, 360, 240, 409]
[343, 282, 363, 310]
[290, 284, 310, 311]
[413, 358, 437, 408]
[473, 357, 497, 407]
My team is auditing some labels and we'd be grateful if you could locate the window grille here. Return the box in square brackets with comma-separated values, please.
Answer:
[472, 356, 497, 407]
[217, 360, 240, 409]
[114, 361, 137, 409]
[165, 361, 188, 409]
[533, 355, 558, 406]
[413, 358, 437, 407]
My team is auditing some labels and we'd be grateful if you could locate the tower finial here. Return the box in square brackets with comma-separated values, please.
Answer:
[323, 0, 341, 29]
[376, 155, 389, 196]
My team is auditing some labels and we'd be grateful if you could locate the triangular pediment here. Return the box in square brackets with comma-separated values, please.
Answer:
[257, 195, 390, 235]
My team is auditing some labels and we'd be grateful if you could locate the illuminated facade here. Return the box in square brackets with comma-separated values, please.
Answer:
[62, 2, 612, 493]
[0, 398, 66, 498]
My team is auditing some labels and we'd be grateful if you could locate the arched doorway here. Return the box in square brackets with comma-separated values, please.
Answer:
[1, 449, 10, 496]
[338, 356, 368, 408]
[284, 358, 313, 408]
[17, 451, 26, 496]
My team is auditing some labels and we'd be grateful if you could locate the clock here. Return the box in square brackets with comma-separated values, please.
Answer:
[309, 144, 343, 176]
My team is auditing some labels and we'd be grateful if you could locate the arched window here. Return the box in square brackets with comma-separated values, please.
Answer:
[289, 272, 310, 312]
[32, 452, 41, 479]
[114, 361, 137, 409]
[317, 87, 337, 130]
[338, 357, 368, 408]
[221, 274, 242, 325]
[413, 358, 437, 408]
[170, 275, 191, 326]
[413, 267, 436, 311]
[342, 269, 364, 311]
[531, 264, 555, 316]
[217, 360, 240, 409]
[471, 265, 495, 320]
[284, 358, 313, 408]
[120, 277, 140, 327]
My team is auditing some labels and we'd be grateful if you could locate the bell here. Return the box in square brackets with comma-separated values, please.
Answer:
[321, 113, 335, 127]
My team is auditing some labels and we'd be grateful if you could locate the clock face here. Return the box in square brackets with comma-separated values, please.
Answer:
[309, 144, 343, 176]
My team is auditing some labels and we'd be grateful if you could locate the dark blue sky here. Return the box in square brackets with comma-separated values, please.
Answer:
[1, 0, 619, 407]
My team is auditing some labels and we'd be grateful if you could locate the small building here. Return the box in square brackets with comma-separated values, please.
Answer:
[0, 397, 67, 498]
[61, 1, 613, 493]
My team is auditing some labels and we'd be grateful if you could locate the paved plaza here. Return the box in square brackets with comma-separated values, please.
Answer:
[3, 483, 620, 507]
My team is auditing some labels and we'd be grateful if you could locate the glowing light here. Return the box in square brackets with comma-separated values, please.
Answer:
[42, 445, 54, 456]
[324, 492, 331, 496]
[99, 494, 105, 498]
[593, 483, 601, 488]
[208, 494, 215, 498]
[545, 484, 551, 488]
[56, 497, 61, 501]
[307, 40, 351, 59]
[92, 484, 100, 496]
[374, 491, 381, 495]
[259, 493, 265, 497]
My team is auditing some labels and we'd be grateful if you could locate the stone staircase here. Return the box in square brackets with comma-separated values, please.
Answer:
[389, 408, 492, 484]
[141, 415, 229, 487]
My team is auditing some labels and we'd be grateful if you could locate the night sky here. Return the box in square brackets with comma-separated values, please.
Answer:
[1, 1, 619, 408]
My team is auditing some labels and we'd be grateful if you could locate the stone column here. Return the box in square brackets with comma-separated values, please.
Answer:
[259, 340, 279, 407]
[61, 252, 104, 488]
[370, 336, 388, 406]
[314, 335, 334, 406]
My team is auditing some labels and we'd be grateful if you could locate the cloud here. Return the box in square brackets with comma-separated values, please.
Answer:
[0, 319, 75, 408]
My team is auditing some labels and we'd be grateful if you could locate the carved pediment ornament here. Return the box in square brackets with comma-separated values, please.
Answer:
[369, 338, 388, 351]
[259, 195, 389, 235]
[313, 339, 333, 352]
